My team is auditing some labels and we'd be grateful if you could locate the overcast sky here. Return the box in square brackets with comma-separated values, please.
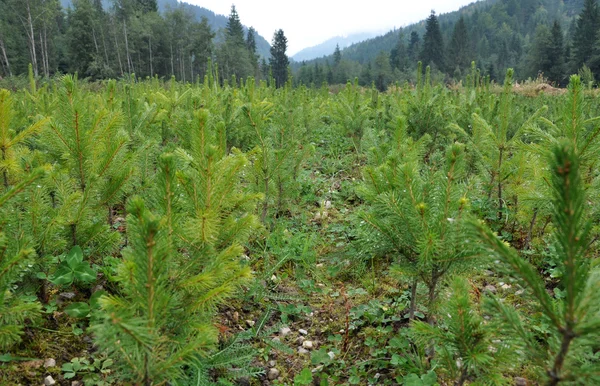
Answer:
[186, 0, 480, 55]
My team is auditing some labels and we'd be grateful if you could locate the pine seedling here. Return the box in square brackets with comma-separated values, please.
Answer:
[450, 69, 547, 222]
[411, 277, 511, 385]
[40, 75, 131, 254]
[471, 141, 600, 385]
[526, 75, 600, 179]
[91, 198, 217, 384]
[358, 140, 473, 321]
[332, 79, 371, 154]
[0, 168, 45, 350]
[0, 89, 48, 189]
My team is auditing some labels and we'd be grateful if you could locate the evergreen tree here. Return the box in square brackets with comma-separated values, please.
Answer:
[333, 44, 342, 66]
[421, 11, 445, 71]
[246, 26, 257, 55]
[447, 17, 472, 74]
[373, 51, 392, 91]
[548, 20, 566, 84]
[528, 24, 553, 78]
[390, 33, 408, 71]
[246, 27, 259, 77]
[217, 5, 253, 82]
[407, 31, 420, 64]
[270, 29, 289, 88]
[226, 5, 245, 46]
[571, 0, 600, 71]
[67, 0, 97, 76]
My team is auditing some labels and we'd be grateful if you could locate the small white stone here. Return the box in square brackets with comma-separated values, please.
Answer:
[298, 328, 308, 335]
[246, 320, 255, 327]
[279, 327, 291, 337]
[267, 368, 280, 380]
[44, 376, 56, 386]
[298, 347, 310, 355]
[302, 340, 314, 350]
[272, 337, 281, 343]
[43, 358, 56, 368]
[328, 351, 335, 360]
[268, 360, 276, 367]
[501, 284, 512, 290]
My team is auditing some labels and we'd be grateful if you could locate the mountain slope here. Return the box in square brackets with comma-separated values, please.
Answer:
[292, 33, 378, 62]
[295, 0, 586, 82]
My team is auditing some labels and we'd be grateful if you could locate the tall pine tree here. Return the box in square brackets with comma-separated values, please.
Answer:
[447, 16, 472, 74]
[571, 0, 600, 71]
[421, 11, 445, 71]
[548, 20, 566, 84]
[270, 29, 289, 88]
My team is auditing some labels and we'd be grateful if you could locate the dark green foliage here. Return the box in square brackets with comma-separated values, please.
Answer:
[447, 17, 472, 74]
[571, 0, 600, 71]
[421, 11, 445, 71]
[270, 29, 290, 88]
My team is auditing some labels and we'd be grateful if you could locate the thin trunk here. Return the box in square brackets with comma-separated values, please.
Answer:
[180, 49, 185, 82]
[525, 208, 538, 250]
[123, 20, 132, 74]
[261, 174, 269, 223]
[43, 24, 49, 77]
[427, 270, 439, 324]
[70, 223, 77, 247]
[92, 26, 99, 55]
[548, 329, 575, 386]
[25, 0, 39, 77]
[170, 43, 174, 76]
[38, 31, 46, 77]
[498, 147, 504, 221]
[148, 35, 153, 77]
[276, 175, 283, 216]
[1, 147, 8, 188]
[190, 54, 193, 82]
[113, 24, 123, 75]
[100, 25, 109, 65]
[0, 37, 11, 76]
[456, 368, 469, 386]
[409, 278, 418, 320]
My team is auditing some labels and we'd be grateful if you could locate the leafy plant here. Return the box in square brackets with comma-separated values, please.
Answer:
[49, 245, 96, 286]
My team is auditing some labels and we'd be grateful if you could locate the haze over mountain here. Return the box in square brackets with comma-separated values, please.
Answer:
[293, 0, 589, 87]
[291, 33, 378, 62]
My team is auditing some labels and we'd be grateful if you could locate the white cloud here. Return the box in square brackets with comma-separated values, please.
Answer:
[186, 0, 480, 55]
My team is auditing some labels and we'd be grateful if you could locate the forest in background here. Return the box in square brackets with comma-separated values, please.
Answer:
[3, 0, 600, 90]
[0, 0, 276, 83]
[295, 0, 600, 89]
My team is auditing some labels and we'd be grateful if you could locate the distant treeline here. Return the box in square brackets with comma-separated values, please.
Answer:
[0, 0, 282, 84]
[294, 0, 600, 90]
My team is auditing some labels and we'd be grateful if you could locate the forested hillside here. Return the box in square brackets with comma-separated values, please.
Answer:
[0, 0, 271, 81]
[294, 0, 598, 89]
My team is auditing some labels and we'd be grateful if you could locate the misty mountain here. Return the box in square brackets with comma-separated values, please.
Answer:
[60, 0, 271, 58]
[297, 0, 586, 74]
[292, 33, 378, 62]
